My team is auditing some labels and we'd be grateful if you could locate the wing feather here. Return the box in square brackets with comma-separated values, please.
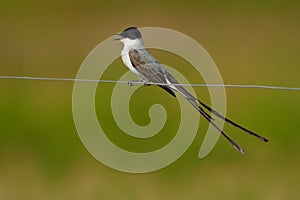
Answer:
[129, 49, 176, 97]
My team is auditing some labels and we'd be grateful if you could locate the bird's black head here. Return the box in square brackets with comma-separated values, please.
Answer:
[115, 27, 142, 40]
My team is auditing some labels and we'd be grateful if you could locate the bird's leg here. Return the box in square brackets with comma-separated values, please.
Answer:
[143, 81, 151, 87]
[140, 78, 151, 86]
[127, 79, 151, 87]
[128, 80, 143, 87]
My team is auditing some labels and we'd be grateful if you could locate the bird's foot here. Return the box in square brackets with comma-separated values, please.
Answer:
[127, 80, 151, 87]
[128, 80, 142, 87]
[143, 82, 151, 87]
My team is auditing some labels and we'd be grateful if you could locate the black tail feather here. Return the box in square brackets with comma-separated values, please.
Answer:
[187, 99, 214, 122]
[170, 81, 268, 153]
[188, 98, 244, 153]
[197, 99, 269, 143]
[204, 115, 245, 153]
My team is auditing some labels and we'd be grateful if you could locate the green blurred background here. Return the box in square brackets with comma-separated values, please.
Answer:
[1, 0, 300, 199]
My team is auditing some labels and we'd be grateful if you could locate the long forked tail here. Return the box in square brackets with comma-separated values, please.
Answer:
[175, 85, 268, 153]
[187, 98, 245, 153]
[197, 99, 269, 142]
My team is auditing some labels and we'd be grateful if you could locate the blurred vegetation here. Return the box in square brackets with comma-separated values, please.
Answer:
[0, 0, 300, 199]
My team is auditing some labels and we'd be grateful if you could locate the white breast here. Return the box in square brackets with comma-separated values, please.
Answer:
[120, 38, 145, 76]
[121, 49, 140, 75]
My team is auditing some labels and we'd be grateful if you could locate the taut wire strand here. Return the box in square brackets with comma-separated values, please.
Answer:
[0, 75, 300, 91]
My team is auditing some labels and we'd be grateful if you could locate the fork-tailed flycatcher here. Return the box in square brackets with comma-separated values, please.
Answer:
[114, 27, 268, 153]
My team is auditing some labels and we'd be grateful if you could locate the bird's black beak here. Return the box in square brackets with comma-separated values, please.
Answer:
[113, 33, 123, 41]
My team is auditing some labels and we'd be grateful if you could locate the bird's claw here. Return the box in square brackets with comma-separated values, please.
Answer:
[128, 81, 133, 87]
[143, 82, 151, 86]
[128, 80, 141, 86]
[127, 80, 151, 87]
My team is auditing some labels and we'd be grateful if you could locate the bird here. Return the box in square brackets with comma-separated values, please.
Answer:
[114, 27, 268, 153]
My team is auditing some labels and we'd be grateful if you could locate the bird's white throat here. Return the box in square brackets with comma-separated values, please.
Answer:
[120, 38, 144, 52]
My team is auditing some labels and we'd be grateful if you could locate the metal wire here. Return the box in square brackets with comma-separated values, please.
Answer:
[0, 75, 300, 91]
